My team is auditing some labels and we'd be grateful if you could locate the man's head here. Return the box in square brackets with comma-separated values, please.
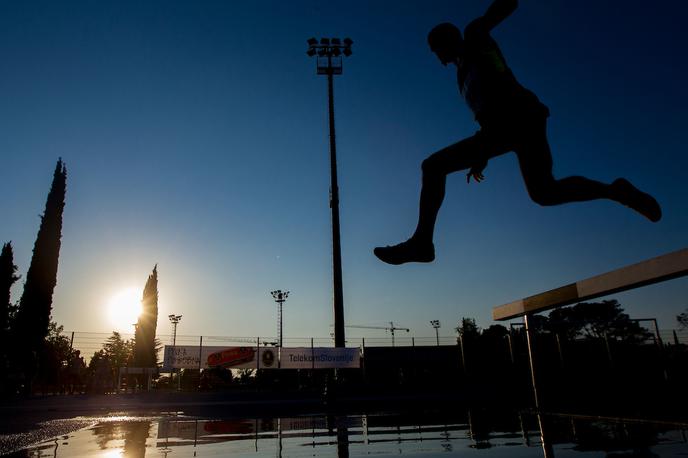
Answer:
[428, 23, 463, 66]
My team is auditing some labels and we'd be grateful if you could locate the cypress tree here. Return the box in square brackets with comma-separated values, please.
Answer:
[14, 159, 67, 354]
[0, 242, 20, 338]
[1, 242, 20, 377]
[134, 265, 159, 367]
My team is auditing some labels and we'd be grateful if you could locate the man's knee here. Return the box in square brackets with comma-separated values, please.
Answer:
[421, 155, 442, 176]
[420, 152, 453, 177]
[527, 183, 559, 206]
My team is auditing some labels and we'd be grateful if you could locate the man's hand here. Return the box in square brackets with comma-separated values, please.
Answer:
[467, 169, 485, 183]
[483, 0, 518, 31]
[466, 160, 487, 184]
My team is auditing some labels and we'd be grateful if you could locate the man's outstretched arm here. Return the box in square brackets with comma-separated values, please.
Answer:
[482, 0, 518, 31]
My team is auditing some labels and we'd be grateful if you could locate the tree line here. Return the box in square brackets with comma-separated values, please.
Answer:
[1, 160, 160, 395]
[455, 299, 678, 343]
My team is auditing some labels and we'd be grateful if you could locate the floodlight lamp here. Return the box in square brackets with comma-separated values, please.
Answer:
[317, 48, 328, 57]
[343, 37, 353, 47]
[331, 38, 341, 45]
[307, 48, 317, 57]
[307, 37, 318, 46]
[342, 47, 352, 57]
[320, 38, 330, 45]
[331, 47, 341, 57]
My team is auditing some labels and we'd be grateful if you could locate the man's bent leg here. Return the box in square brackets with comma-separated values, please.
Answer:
[375, 134, 498, 265]
[516, 120, 661, 221]
[413, 135, 490, 242]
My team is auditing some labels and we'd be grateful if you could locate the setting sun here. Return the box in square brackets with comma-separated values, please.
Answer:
[107, 287, 143, 331]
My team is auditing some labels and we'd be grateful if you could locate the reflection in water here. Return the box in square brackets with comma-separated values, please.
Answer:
[122, 421, 151, 458]
[89, 419, 152, 457]
[537, 413, 554, 458]
[17, 410, 688, 457]
[336, 424, 349, 458]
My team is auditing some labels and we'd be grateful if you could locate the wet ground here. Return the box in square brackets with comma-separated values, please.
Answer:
[2, 393, 688, 457]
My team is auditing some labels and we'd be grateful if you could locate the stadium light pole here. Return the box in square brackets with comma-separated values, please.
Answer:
[271, 290, 289, 348]
[168, 314, 182, 347]
[306, 36, 352, 348]
[168, 314, 182, 391]
[431, 320, 441, 346]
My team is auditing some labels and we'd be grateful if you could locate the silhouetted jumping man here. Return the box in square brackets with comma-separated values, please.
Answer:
[374, 0, 661, 265]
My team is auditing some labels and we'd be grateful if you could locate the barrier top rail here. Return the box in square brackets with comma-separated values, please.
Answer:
[493, 247, 688, 321]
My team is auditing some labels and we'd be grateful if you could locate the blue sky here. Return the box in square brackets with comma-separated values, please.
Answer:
[1, 0, 687, 342]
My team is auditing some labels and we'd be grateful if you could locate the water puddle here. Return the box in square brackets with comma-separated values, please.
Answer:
[8, 411, 688, 457]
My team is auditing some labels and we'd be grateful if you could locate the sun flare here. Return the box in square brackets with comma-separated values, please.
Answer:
[107, 287, 143, 331]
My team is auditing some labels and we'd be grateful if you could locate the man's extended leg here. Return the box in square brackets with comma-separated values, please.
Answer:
[515, 118, 661, 221]
[375, 134, 504, 265]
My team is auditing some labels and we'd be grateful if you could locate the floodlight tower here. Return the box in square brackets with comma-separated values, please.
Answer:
[271, 290, 289, 348]
[430, 320, 441, 346]
[168, 314, 182, 347]
[306, 37, 353, 348]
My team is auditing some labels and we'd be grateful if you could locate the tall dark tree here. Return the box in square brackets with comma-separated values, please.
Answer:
[14, 159, 67, 356]
[103, 331, 135, 369]
[134, 265, 159, 367]
[1, 242, 21, 383]
[1, 242, 20, 339]
[455, 317, 480, 339]
[481, 324, 509, 340]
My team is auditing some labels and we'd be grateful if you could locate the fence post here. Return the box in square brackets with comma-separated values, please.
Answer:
[256, 337, 260, 392]
[652, 319, 664, 347]
[361, 338, 366, 385]
[459, 335, 467, 375]
[507, 332, 515, 365]
[650, 320, 669, 381]
[524, 314, 542, 411]
[198, 336, 203, 391]
[604, 333, 614, 368]
[311, 338, 315, 370]
[256, 337, 260, 370]
[555, 333, 565, 369]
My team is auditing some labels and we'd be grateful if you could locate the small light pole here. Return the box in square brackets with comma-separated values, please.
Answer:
[271, 290, 289, 348]
[431, 320, 441, 346]
[168, 314, 182, 391]
[306, 36, 352, 348]
[168, 314, 182, 347]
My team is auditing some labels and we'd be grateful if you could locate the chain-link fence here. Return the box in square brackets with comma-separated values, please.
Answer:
[65, 331, 465, 362]
[65, 328, 688, 364]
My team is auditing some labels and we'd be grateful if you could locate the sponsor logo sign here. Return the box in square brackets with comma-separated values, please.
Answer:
[162, 346, 360, 370]
[162, 345, 263, 370]
[280, 347, 360, 369]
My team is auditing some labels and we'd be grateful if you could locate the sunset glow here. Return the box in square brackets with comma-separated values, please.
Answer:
[107, 287, 142, 331]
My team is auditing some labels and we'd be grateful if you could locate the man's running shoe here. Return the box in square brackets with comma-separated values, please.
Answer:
[373, 239, 435, 265]
[612, 178, 662, 222]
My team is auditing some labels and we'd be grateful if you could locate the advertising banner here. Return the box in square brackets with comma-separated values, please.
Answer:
[280, 347, 360, 369]
[162, 345, 359, 370]
[162, 346, 277, 370]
